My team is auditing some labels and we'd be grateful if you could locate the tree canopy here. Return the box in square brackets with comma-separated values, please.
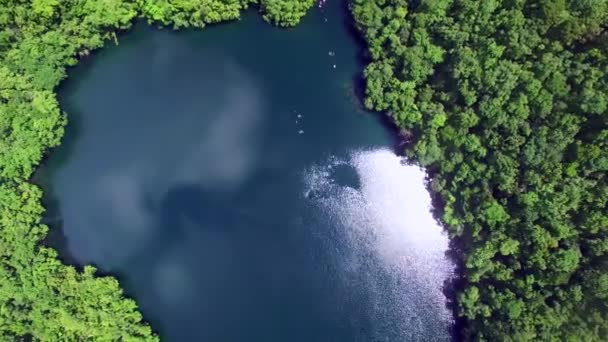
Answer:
[1, 0, 607, 340]
[352, 0, 608, 340]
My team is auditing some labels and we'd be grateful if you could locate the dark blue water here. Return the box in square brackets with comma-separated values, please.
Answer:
[41, 2, 452, 341]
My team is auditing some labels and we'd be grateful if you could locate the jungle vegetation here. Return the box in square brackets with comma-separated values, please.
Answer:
[0, 0, 606, 340]
[352, 0, 608, 340]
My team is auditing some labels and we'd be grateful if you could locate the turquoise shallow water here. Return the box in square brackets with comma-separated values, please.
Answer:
[41, 2, 453, 341]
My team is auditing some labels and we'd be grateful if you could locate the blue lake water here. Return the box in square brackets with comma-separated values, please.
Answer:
[41, 2, 453, 341]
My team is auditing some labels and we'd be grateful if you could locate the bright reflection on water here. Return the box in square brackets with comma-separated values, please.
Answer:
[303, 149, 453, 340]
[41, 2, 454, 341]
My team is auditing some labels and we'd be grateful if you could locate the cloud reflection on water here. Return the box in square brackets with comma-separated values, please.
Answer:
[56, 57, 264, 268]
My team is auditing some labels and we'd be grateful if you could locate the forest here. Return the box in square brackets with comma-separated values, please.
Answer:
[0, 0, 606, 340]
[352, 0, 608, 340]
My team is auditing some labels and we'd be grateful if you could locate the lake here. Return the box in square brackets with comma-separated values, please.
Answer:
[40, 1, 453, 340]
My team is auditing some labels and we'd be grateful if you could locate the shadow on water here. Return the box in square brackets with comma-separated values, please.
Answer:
[38, 183, 81, 267]
[443, 245, 467, 342]
[424, 165, 466, 341]
[34, 99, 86, 268]
[337, 0, 405, 156]
[34, 37, 100, 266]
[428, 177, 466, 342]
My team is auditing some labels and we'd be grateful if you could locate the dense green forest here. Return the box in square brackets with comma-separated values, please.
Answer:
[352, 0, 608, 340]
[0, 0, 606, 340]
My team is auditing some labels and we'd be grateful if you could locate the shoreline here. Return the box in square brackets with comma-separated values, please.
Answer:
[34, 1, 461, 340]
